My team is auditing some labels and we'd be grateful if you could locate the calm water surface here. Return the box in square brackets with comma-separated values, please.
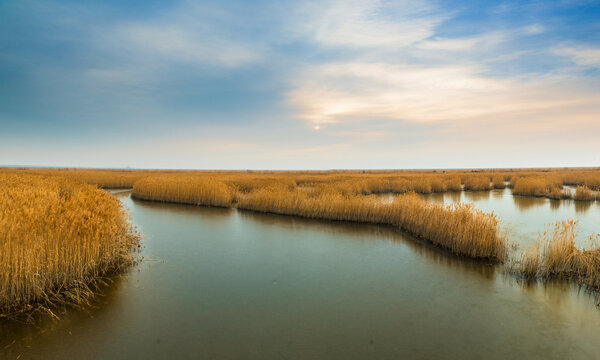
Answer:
[1, 191, 600, 359]
[418, 188, 600, 247]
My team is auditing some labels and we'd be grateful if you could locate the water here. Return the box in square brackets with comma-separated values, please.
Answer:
[418, 188, 600, 247]
[2, 192, 600, 359]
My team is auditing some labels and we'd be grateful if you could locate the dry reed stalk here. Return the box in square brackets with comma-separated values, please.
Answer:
[514, 221, 600, 290]
[0, 174, 139, 318]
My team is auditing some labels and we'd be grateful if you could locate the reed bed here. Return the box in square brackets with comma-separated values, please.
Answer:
[4, 166, 600, 318]
[512, 177, 557, 197]
[444, 177, 463, 191]
[574, 186, 595, 201]
[132, 177, 507, 261]
[2, 167, 599, 199]
[548, 186, 570, 200]
[515, 221, 600, 290]
[492, 176, 506, 189]
[463, 176, 492, 191]
[510, 175, 598, 201]
[0, 174, 139, 318]
[133, 176, 235, 207]
[238, 190, 507, 261]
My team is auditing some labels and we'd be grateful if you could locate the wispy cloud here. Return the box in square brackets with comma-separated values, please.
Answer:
[284, 0, 599, 149]
[292, 0, 444, 48]
[417, 32, 509, 51]
[554, 45, 600, 68]
[288, 62, 600, 128]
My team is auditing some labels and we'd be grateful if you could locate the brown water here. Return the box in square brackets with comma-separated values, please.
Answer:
[1, 191, 600, 359]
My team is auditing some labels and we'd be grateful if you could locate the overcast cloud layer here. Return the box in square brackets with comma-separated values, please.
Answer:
[1, 0, 599, 169]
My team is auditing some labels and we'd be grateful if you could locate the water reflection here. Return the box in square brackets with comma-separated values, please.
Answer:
[464, 190, 491, 202]
[512, 195, 547, 211]
[237, 209, 498, 280]
[1, 274, 127, 356]
[510, 276, 598, 312]
[574, 200, 593, 213]
[445, 191, 462, 203]
[419, 188, 600, 248]
[549, 199, 561, 211]
[132, 197, 235, 219]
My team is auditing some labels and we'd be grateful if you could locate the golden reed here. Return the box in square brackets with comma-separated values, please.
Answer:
[0, 174, 139, 318]
[2, 167, 598, 200]
[133, 177, 508, 261]
[515, 221, 600, 290]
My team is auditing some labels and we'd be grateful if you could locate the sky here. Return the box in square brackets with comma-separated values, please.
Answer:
[1, 0, 599, 169]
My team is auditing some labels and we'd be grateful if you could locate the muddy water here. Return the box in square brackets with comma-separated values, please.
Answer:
[2, 192, 600, 359]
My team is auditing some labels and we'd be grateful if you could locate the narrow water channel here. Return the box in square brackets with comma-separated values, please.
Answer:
[1, 192, 599, 359]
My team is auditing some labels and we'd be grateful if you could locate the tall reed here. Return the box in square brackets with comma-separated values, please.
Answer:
[444, 177, 463, 191]
[574, 186, 595, 201]
[515, 221, 600, 290]
[133, 176, 235, 207]
[463, 176, 492, 191]
[492, 176, 506, 189]
[512, 176, 561, 197]
[0, 174, 139, 317]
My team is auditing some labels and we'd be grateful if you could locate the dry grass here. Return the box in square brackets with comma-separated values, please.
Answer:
[0, 174, 139, 318]
[515, 221, 600, 290]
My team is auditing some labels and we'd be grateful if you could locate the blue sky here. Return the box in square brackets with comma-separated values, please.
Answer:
[1, 0, 599, 169]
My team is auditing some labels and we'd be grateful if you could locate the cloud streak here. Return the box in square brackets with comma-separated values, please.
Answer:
[292, 0, 444, 49]
[288, 62, 600, 128]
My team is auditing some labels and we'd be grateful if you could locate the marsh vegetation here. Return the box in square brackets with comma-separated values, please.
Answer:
[0, 174, 139, 319]
[1, 166, 599, 319]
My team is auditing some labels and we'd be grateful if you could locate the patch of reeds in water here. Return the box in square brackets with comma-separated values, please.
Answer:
[133, 176, 236, 207]
[514, 221, 600, 290]
[132, 177, 508, 261]
[463, 176, 492, 191]
[492, 176, 506, 189]
[574, 186, 595, 201]
[444, 177, 463, 192]
[0, 174, 139, 318]
[238, 190, 507, 261]
[512, 176, 562, 198]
